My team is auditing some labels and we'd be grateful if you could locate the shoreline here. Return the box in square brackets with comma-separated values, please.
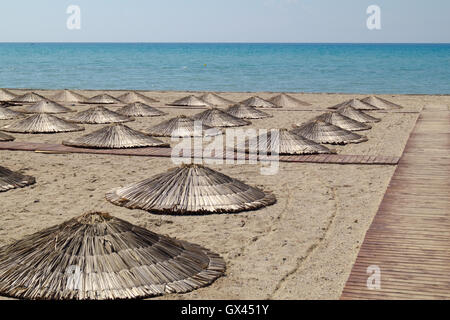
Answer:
[4, 88, 450, 96]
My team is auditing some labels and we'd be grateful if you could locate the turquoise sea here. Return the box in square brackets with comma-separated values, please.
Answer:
[0, 43, 449, 94]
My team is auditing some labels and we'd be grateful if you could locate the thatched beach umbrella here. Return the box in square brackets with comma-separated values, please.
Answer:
[328, 98, 379, 111]
[116, 102, 166, 118]
[336, 105, 381, 123]
[65, 106, 133, 124]
[117, 91, 159, 104]
[106, 164, 276, 214]
[269, 93, 311, 108]
[291, 120, 368, 145]
[237, 128, 332, 155]
[0, 166, 35, 192]
[225, 104, 272, 119]
[361, 96, 403, 109]
[0, 106, 24, 120]
[199, 93, 234, 106]
[168, 95, 211, 107]
[0, 132, 15, 142]
[85, 93, 121, 104]
[11, 92, 46, 104]
[0, 212, 225, 300]
[48, 90, 87, 104]
[0, 89, 17, 102]
[192, 108, 251, 127]
[145, 115, 221, 137]
[1, 114, 84, 134]
[21, 100, 74, 114]
[240, 96, 280, 108]
[313, 112, 372, 131]
[63, 124, 169, 149]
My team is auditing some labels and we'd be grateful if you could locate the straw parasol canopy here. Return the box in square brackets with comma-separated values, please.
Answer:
[145, 115, 221, 137]
[360, 96, 403, 110]
[328, 98, 379, 111]
[48, 90, 87, 103]
[65, 106, 133, 124]
[11, 92, 46, 104]
[116, 102, 166, 118]
[21, 100, 74, 114]
[336, 105, 381, 123]
[1, 114, 84, 134]
[240, 96, 280, 108]
[168, 95, 211, 107]
[63, 124, 169, 149]
[0, 132, 15, 142]
[225, 104, 272, 119]
[199, 93, 234, 106]
[0, 106, 24, 120]
[0, 89, 17, 102]
[0, 166, 35, 192]
[106, 164, 276, 214]
[192, 108, 251, 127]
[313, 112, 372, 131]
[117, 91, 159, 104]
[0, 212, 225, 300]
[85, 93, 121, 104]
[269, 93, 311, 108]
[291, 120, 368, 145]
[237, 128, 332, 155]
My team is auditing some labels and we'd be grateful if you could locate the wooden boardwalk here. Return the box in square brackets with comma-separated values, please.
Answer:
[0, 141, 399, 165]
[341, 105, 450, 300]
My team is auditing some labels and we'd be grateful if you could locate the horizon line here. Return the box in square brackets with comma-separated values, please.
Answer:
[0, 41, 449, 45]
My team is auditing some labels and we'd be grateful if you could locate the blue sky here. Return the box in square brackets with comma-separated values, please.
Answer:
[0, 0, 449, 42]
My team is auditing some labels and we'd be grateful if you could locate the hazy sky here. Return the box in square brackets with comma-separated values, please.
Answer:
[0, 0, 449, 42]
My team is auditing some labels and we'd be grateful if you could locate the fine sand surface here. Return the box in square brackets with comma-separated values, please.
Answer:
[1, 90, 448, 300]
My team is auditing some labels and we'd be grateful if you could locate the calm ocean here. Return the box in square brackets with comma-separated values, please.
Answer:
[0, 43, 449, 94]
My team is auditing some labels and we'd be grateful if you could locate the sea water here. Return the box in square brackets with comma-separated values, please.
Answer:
[0, 43, 449, 94]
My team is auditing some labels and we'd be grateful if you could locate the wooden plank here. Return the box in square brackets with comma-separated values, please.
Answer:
[0, 141, 400, 165]
[341, 106, 450, 300]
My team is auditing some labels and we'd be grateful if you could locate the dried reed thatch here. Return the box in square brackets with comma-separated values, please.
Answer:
[237, 128, 332, 155]
[168, 95, 211, 107]
[63, 124, 169, 149]
[336, 105, 381, 123]
[48, 90, 87, 103]
[117, 91, 159, 104]
[225, 104, 272, 119]
[65, 106, 133, 124]
[199, 93, 234, 106]
[291, 120, 368, 145]
[0, 89, 17, 102]
[192, 108, 251, 127]
[328, 98, 379, 111]
[85, 93, 121, 104]
[0, 166, 35, 192]
[313, 112, 372, 131]
[116, 102, 166, 118]
[0, 106, 24, 120]
[360, 96, 403, 110]
[21, 100, 74, 114]
[145, 115, 221, 137]
[0, 212, 225, 300]
[240, 96, 280, 108]
[106, 164, 276, 214]
[269, 93, 311, 107]
[11, 92, 46, 104]
[0, 132, 15, 142]
[1, 114, 84, 134]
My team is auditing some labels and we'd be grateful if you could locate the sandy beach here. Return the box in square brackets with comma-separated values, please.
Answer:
[0, 89, 448, 300]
